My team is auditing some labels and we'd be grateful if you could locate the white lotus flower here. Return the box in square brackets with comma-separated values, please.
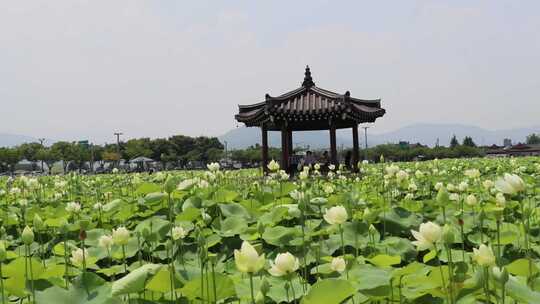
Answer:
[434, 182, 443, 191]
[483, 180, 494, 190]
[473, 244, 496, 267]
[177, 179, 197, 191]
[396, 170, 409, 182]
[449, 193, 460, 201]
[197, 179, 209, 188]
[464, 169, 480, 179]
[330, 257, 346, 273]
[268, 252, 299, 277]
[323, 184, 335, 195]
[289, 190, 305, 201]
[411, 221, 442, 251]
[98, 235, 114, 249]
[465, 194, 477, 206]
[323, 206, 348, 225]
[112, 227, 130, 246]
[70, 248, 87, 267]
[267, 160, 280, 172]
[385, 165, 399, 176]
[458, 181, 468, 192]
[206, 162, 220, 172]
[172, 226, 188, 240]
[234, 241, 265, 273]
[66, 202, 81, 213]
[495, 173, 525, 195]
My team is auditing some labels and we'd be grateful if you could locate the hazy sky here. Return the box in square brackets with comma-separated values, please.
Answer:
[1, 1, 539, 144]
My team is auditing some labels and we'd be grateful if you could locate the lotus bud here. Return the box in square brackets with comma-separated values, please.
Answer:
[164, 176, 178, 194]
[255, 293, 265, 304]
[492, 266, 509, 285]
[33, 214, 44, 231]
[368, 224, 378, 235]
[0, 241, 6, 262]
[436, 187, 450, 204]
[79, 229, 87, 241]
[442, 224, 455, 245]
[257, 222, 265, 236]
[260, 277, 270, 296]
[22, 226, 34, 245]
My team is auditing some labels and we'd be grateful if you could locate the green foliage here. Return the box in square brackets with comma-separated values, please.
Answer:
[526, 133, 540, 144]
[0, 156, 538, 303]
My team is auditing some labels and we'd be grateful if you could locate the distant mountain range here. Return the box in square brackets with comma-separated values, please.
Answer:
[219, 123, 540, 149]
[0, 133, 43, 147]
[3, 123, 539, 149]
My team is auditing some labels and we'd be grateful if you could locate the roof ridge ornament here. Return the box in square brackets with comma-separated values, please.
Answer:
[302, 65, 315, 88]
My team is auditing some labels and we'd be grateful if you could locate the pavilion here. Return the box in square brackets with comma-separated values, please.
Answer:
[235, 66, 386, 173]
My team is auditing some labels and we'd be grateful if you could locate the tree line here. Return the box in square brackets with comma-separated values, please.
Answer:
[1, 133, 538, 173]
[0, 135, 223, 173]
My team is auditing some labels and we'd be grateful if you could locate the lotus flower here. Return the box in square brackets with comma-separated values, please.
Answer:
[172, 226, 188, 240]
[495, 173, 525, 195]
[267, 160, 280, 172]
[411, 221, 442, 251]
[473, 244, 496, 267]
[99, 235, 114, 249]
[268, 252, 299, 277]
[234, 241, 265, 273]
[112, 227, 130, 246]
[330, 257, 346, 273]
[323, 206, 348, 225]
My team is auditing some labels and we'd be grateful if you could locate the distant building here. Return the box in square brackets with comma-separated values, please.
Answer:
[503, 138, 512, 147]
[485, 143, 540, 157]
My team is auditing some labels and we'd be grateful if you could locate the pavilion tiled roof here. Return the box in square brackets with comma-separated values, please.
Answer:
[235, 66, 385, 131]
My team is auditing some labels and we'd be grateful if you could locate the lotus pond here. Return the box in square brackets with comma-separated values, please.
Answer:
[1, 157, 540, 303]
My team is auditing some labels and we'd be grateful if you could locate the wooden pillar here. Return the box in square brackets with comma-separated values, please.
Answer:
[329, 121, 337, 165]
[352, 124, 359, 172]
[288, 129, 293, 155]
[261, 125, 269, 174]
[281, 125, 289, 171]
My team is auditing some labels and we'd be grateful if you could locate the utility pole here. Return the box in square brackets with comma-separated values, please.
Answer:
[90, 143, 95, 174]
[362, 126, 370, 160]
[38, 138, 45, 173]
[224, 140, 228, 164]
[114, 132, 123, 168]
